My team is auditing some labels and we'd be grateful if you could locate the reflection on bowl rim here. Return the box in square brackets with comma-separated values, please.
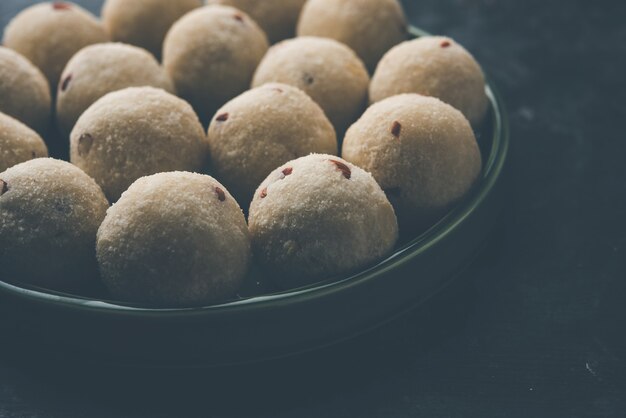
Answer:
[0, 26, 509, 316]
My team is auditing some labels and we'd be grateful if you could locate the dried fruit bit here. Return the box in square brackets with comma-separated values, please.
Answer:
[52, 2, 71, 10]
[0, 179, 8, 196]
[260, 187, 268, 199]
[233, 13, 244, 23]
[440, 40, 451, 48]
[60, 74, 72, 92]
[215, 186, 226, 202]
[329, 160, 351, 179]
[391, 121, 402, 138]
[31, 151, 37, 158]
[281, 167, 293, 178]
[78, 133, 94, 157]
[303, 73, 315, 85]
[216, 113, 229, 122]
[271, 87, 284, 93]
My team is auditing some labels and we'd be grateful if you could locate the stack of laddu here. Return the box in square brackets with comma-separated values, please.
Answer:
[0, 0, 488, 308]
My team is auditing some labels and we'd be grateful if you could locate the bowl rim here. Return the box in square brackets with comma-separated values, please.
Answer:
[0, 26, 510, 317]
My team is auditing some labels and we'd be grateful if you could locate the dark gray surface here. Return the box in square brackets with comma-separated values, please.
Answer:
[1, 0, 626, 417]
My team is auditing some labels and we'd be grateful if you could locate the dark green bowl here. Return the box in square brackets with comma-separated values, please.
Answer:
[0, 26, 509, 368]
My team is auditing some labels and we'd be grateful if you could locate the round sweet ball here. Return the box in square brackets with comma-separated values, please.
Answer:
[370, 36, 489, 127]
[0, 47, 51, 134]
[163, 5, 269, 122]
[2, 2, 108, 90]
[208, 83, 337, 204]
[0, 112, 48, 172]
[252, 37, 369, 135]
[97, 172, 250, 307]
[342, 94, 482, 233]
[208, 0, 307, 43]
[297, 0, 408, 72]
[70, 87, 209, 202]
[249, 154, 398, 289]
[101, 0, 202, 59]
[57, 43, 174, 136]
[0, 158, 108, 289]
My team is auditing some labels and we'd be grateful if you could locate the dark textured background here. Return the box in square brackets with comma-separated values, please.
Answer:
[1, 0, 625, 417]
